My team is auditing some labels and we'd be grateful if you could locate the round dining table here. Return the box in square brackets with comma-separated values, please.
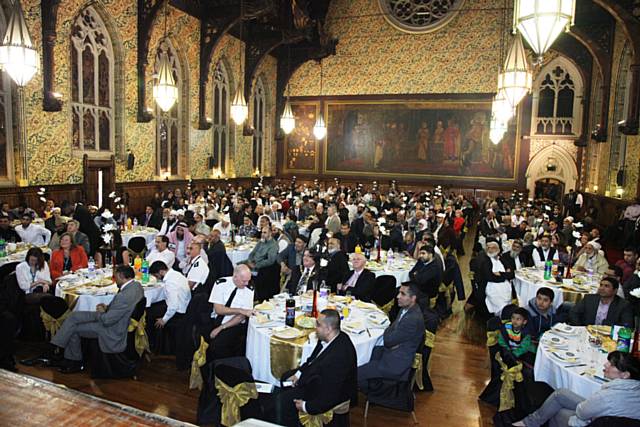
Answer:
[225, 240, 258, 266]
[360, 255, 414, 287]
[121, 227, 159, 251]
[246, 294, 388, 385]
[0, 245, 51, 268]
[514, 267, 599, 309]
[534, 325, 612, 398]
[55, 268, 164, 311]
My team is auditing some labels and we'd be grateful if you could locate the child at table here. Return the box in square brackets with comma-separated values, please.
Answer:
[525, 287, 563, 344]
[498, 307, 536, 367]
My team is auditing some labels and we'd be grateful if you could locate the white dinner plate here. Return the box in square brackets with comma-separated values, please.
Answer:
[272, 326, 303, 340]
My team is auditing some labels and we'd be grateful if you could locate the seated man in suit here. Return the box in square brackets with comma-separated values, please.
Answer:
[338, 222, 358, 253]
[569, 277, 634, 327]
[338, 252, 376, 302]
[500, 239, 533, 271]
[269, 309, 357, 426]
[325, 237, 349, 293]
[48, 265, 143, 373]
[409, 245, 443, 307]
[287, 249, 321, 295]
[357, 283, 425, 392]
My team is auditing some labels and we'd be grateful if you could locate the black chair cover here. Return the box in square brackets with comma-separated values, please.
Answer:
[371, 275, 397, 308]
[255, 263, 281, 302]
[587, 417, 640, 427]
[127, 236, 147, 256]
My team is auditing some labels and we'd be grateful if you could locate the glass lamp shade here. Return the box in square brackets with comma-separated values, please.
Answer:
[489, 116, 508, 145]
[492, 92, 515, 123]
[0, 1, 38, 87]
[231, 86, 248, 125]
[514, 0, 575, 59]
[280, 99, 296, 134]
[497, 34, 532, 108]
[313, 113, 327, 140]
[152, 52, 178, 112]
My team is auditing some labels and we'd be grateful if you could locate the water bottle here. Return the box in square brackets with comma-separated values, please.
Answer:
[285, 297, 296, 327]
[133, 217, 138, 228]
[88, 256, 96, 279]
[543, 260, 552, 280]
[141, 259, 149, 284]
[319, 280, 328, 299]
[387, 248, 394, 268]
[0, 238, 5, 258]
[617, 327, 632, 353]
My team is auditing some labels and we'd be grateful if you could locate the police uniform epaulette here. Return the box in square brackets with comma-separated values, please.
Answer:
[215, 278, 226, 284]
[193, 261, 199, 267]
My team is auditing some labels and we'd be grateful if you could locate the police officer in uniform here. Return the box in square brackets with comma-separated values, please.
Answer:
[183, 241, 210, 294]
[205, 264, 255, 360]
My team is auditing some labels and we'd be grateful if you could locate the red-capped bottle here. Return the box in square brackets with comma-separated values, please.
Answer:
[311, 289, 319, 318]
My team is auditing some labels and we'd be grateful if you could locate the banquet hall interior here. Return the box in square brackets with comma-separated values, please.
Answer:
[1, 0, 640, 426]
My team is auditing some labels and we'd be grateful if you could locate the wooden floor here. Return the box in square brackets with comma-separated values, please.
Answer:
[11, 236, 496, 426]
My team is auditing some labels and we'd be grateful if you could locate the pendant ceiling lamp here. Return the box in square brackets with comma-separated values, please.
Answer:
[280, 45, 296, 134]
[513, 0, 575, 61]
[492, 90, 514, 123]
[313, 59, 326, 140]
[489, 114, 508, 145]
[280, 99, 295, 134]
[497, 33, 532, 108]
[153, 2, 178, 112]
[0, 0, 38, 87]
[231, 0, 248, 125]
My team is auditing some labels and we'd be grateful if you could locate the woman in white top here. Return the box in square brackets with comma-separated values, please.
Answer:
[15, 247, 52, 303]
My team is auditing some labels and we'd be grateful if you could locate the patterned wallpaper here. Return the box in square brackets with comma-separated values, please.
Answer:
[288, 0, 507, 96]
[583, 22, 639, 200]
[18, 0, 276, 185]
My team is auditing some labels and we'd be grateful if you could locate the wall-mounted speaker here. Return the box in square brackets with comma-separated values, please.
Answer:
[127, 152, 135, 170]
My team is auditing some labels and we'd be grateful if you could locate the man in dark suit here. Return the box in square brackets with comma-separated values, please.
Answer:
[140, 205, 162, 229]
[337, 222, 358, 253]
[569, 277, 634, 327]
[339, 253, 376, 302]
[409, 245, 443, 303]
[270, 309, 357, 426]
[357, 283, 424, 390]
[325, 237, 350, 293]
[287, 249, 321, 295]
[49, 265, 144, 373]
[500, 239, 533, 270]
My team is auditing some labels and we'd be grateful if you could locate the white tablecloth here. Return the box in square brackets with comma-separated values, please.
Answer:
[226, 242, 257, 266]
[359, 256, 414, 287]
[514, 269, 598, 309]
[534, 326, 608, 398]
[121, 227, 158, 251]
[55, 269, 164, 311]
[0, 246, 51, 268]
[246, 297, 385, 385]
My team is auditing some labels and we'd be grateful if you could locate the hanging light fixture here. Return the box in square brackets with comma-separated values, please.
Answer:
[231, 0, 248, 125]
[153, 52, 178, 112]
[153, 2, 178, 112]
[0, 0, 38, 87]
[489, 115, 508, 145]
[497, 33, 532, 108]
[313, 59, 326, 140]
[280, 99, 295, 134]
[492, 90, 514, 123]
[280, 44, 295, 134]
[514, 0, 575, 61]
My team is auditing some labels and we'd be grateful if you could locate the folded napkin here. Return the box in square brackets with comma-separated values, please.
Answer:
[255, 301, 274, 311]
[342, 320, 365, 334]
[352, 300, 377, 310]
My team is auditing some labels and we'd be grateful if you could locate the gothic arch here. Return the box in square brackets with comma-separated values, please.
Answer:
[526, 144, 579, 196]
[531, 55, 584, 138]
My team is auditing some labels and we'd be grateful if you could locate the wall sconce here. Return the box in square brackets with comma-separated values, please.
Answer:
[616, 187, 624, 198]
[592, 184, 598, 192]
[161, 170, 170, 181]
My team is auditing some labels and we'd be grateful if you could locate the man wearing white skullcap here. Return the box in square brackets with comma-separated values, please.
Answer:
[574, 240, 608, 274]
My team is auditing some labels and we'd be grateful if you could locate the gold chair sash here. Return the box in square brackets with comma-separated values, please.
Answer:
[486, 330, 500, 347]
[298, 400, 350, 427]
[380, 299, 394, 315]
[412, 353, 424, 391]
[429, 296, 437, 309]
[40, 308, 71, 337]
[215, 377, 258, 427]
[496, 353, 523, 412]
[445, 283, 454, 308]
[189, 337, 209, 390]
[127, 312, 150, 358]
[424, 330, 435, 348]
[269, 331, 311, 380]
